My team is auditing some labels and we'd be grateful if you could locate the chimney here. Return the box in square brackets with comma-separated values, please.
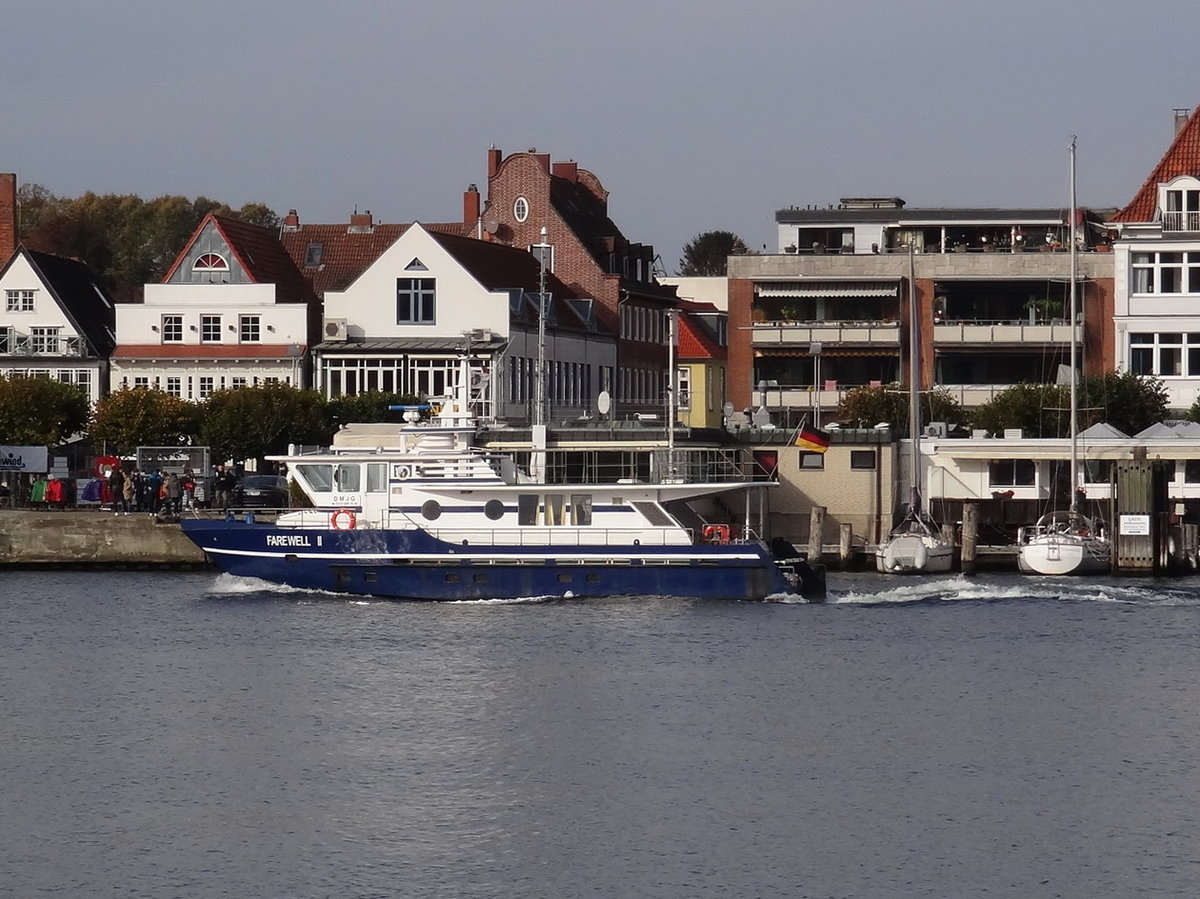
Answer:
[0, 173, 15, 263]
[487, 147, 502, 177]
[463, 184, 481, 227]
[348, 210, 374, 233]
[1176, 108, 1192, 135]
[533, 152, 551, 174]
[552, 161, 578, 183]
[282, 209, 300, 231]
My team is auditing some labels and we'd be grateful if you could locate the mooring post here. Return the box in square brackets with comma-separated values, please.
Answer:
[838, 522, 853, 569]
[961, 502, 978, 576]
[808, 506, 826, 564]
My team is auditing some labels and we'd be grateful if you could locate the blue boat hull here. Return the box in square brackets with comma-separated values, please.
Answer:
[180, 519, 811, 601]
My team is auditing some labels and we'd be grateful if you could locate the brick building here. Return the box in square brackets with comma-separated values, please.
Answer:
[472, 148, 678, 417]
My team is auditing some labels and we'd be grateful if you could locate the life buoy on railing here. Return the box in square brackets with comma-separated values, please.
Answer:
[395, 464, 412, 480]
[702, 524, 731, 544]
[330, 509, 357, 530]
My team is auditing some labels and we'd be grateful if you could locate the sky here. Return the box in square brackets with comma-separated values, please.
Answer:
[4, 0, 1200, 274]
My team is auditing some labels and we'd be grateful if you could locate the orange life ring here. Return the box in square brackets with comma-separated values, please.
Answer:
[330, 509, 357, 530]
[702, 524, 731, 544]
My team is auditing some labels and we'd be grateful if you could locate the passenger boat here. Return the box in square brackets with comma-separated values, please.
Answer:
[180, 384, 825, 602]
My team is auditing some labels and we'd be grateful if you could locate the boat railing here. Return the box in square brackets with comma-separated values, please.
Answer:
[421, 526, 693, 548]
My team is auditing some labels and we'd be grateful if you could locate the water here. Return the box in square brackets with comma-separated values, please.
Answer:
[4, 570, 1200, 898]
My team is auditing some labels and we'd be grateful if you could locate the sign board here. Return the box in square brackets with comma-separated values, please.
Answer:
[136, 446, 211, 476]
[1119, 514, 1151, 536]
[0, 446, 49, 473]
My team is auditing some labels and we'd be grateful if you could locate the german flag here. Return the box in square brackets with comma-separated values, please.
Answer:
[795, 425, 830, 453]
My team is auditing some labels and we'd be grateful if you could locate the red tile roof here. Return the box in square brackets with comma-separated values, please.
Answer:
[161, 214, 313, 304]
[1111, 105, 1200, 222]
[112, 344, 301, 359]
[279, 220, 468, 297]
[678, 313, 724, 360]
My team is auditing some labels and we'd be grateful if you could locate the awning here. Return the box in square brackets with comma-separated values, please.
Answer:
[755, 283, 899, 298]
[755, 347, 899, 358]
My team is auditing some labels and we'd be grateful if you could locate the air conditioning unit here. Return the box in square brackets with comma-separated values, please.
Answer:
[924, 421, 948, 439]
[323, 318, 348, 341]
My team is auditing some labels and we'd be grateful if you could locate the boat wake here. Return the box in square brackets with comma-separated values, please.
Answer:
[829, 573, 1200, 606]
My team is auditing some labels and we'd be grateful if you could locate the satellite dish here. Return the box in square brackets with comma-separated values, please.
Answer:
[482, 219, 500, 234]
[596, 390, 611, 416]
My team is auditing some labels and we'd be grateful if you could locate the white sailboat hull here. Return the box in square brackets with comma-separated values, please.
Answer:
[1018, 535, 1110, 576]
[875, 533, 955, 574]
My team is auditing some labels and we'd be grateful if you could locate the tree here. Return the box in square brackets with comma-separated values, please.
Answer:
[837, 382, 968, 434]
[90, 387, 201, 455]
[970, 372, 1168, 438]
[1078, 370, 1168, 436]
[326, 391, 422, 434]
[0, 375, 90, 445]
[677, 230, 749, 276]
[201, 383, 328, 466]
[970, 383, 1063, 438]
[20, 189, 280, 301]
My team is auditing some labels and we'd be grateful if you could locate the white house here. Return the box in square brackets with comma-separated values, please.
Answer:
[110, 214, 312, 399]
[0, 246, 115, 404]
[1109, 105, 1200, 412]
[309, 221, 615, 422]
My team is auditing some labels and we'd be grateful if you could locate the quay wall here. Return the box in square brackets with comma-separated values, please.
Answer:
[0, 511, 208, 566]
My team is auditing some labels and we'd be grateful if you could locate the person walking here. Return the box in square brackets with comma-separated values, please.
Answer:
[167, 472, 182, 515]
[108, 466, 125, 515]
[121, 472, 135, 516]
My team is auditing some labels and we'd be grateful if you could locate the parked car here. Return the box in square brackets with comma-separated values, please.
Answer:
[233, 474, 289, 509]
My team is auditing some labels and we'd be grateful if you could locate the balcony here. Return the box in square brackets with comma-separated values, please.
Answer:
[751, 320, 901, 347]
[1161, 210, 1200, 232]
[933, 320, 1079, 346]
[0, 333, 86, 357]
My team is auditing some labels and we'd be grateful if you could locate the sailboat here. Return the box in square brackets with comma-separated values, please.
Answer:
[875, 245, 955, 574]
[1017, 138, 1111, 576]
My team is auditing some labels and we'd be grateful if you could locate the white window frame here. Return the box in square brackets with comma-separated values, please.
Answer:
[5, 289, 34, 312]
[514, 196, 529, 222]
[200, 315, 222, 343]
[162, 315, 183, 343]
[239, 314, 261, 343]
[397, 278, 436, 324]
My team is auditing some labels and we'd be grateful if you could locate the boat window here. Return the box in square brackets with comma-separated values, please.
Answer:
[485, 499, 505, 520]
[367, 463, 387, 493]
[632, 501, 675, 527]
[571, 494, 592, 526]
[422, 500, 442, 520]
[546, 494, 565, 526]
[518, 494, 539, 526]
[335, 464, 361, 492]
[295, 463, 333, 492]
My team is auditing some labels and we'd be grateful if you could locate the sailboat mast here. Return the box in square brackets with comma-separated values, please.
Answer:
[908, 243, 921, 516]
[1069, 137, 1079, 514]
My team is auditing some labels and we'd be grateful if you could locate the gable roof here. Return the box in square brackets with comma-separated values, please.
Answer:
[677, 310, 725, 360]
[1111, 105, 1200, 223]
[279, 219, 468, 297]
[161, 214, 313, 304]
[17, 248, 116, 355]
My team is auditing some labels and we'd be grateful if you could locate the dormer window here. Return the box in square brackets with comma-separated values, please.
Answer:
[1162, 178, 1200, 231]
[193, 253, 229, 272]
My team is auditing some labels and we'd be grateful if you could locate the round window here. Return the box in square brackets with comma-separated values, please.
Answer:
[484, 499, 505, 521]
[514, 196, 529, 222]
[421, 500, 442, 521]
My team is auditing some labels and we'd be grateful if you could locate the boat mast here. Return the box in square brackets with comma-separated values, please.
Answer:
[908, 242, 922, 517]
[1069, 137, 1079, 514]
